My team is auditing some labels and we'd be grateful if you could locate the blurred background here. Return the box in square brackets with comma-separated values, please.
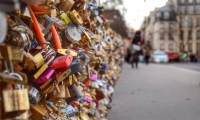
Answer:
[100, 0, 200, 120]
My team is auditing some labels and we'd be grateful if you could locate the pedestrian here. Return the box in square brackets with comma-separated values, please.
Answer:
[131, 31, 141, 68]
[144, 41, 152, 65]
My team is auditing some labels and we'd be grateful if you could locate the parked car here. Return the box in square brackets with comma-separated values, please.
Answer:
[151, 51, 169, 63]
[166, 52, 180, 62]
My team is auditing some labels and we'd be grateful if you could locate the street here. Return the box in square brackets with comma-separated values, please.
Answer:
[107, 63, 200, 120]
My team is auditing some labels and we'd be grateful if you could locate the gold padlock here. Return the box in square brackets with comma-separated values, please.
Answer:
[69, 10, 83, 25]
[47, 82, 66, 101]
[29, 104, 48, 120]
[40, 81, 55, 95]
[3, 83, 30, 114]
[20, 52, 38, 72]
[57, 49, 78, 56]
[58, 0, 75, 13]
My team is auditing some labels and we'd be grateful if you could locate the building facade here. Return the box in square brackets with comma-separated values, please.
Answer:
[174, 0, 200, 54]
[141, 1, 178, 53]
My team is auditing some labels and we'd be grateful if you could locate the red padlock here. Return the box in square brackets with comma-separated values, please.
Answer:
[52, 54, 73, 69]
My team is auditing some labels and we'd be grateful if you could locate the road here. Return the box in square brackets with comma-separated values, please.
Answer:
[107, 63, 200, 120]
[169, 63, 200, 72]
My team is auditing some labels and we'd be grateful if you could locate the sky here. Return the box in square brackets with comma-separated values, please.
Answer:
[123, 0, 168, 30]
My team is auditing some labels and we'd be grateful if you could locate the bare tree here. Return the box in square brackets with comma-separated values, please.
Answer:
[101, 0, 127, 17]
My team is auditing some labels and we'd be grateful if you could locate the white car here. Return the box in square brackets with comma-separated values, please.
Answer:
[151, 51, 169, 63]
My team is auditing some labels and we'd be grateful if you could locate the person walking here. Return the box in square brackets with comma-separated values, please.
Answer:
[144, 41, 152, 65]
[131, 31, 141, 68]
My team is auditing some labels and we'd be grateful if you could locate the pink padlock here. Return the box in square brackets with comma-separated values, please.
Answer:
[83, 96, 93, 103]
[89, 70, 98, 81]
[34, 67, 55, 84]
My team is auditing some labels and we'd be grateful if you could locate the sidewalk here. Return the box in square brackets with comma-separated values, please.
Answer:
[107, 63, 200, 120]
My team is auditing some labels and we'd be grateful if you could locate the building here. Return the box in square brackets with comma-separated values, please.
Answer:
[141, 1, 178, 53]
[173, 0, 200, 55]
[102, 10, 128, 38]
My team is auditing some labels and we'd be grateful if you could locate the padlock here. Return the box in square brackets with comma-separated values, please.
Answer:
[40, 80, 55, 95]
[33, 45, 50, 69]
[0, 12, 7, 44]
[71, 0, 85, 11]
[94, 44, 103, 56]
[64, 105, 77, 117]
[28, 86, 42, 105]
[43, 15, 55, 35]
[0, 45, 25, 85]
[69, 10, 83, 25]
[51, 54, 73, 70]
[35, 67, 55, 84]
[47, 102, 58, 112]
[5, 30, 30, 48]
[54, 100, 67, 108]
[47, 82, 66, 101]
[14, 62, 23, 71]
[57, 0, 74, 13]
[78, 50, 90, 66]
[21, 52, 38, 72]
[90, 81, 99, 89]
[11, 48, 24, 62]
[52, 17, 68, 30]
[78, 25, 91, 43]
[34, 52, 55, 79]
[60, 13, 72, 24]
[66, 84, 82, 104]
[64, 75, 74, 87]
[83, 96, 93, 103]
[3, 82, 29, 114]
[81, 113, 90, 120]
[56, 68, 71, 83]
[62, 22, 82, 43]
[29, 104, 48, 119]
[57, 49, 78, 57]
[89, 70, 98, 81]
[68, 57, 82, 75]
[48, 112, 61, 120]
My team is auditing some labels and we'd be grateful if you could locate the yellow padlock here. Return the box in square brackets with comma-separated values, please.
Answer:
[69, 10, 83, 25]
[60, 13, 71, 24]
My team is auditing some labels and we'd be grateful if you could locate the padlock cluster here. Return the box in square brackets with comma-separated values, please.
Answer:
[0, 0, 124, 120]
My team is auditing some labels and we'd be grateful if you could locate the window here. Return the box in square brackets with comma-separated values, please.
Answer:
[169, 34, 173, 40]
[160, 34, 165, 40]
[160, 44, 165, 50]
[169, 44, 174, 51]
[156, 12, 161, 20]
[197, 18, 200, 26]
[188, 0, 194, 4]
[180, 0, 185, 4]
[196, 0, 200, 4]
[188, 43, 192, 52]
[188, 18, 193, 27]
[188, 30, 192, 39]
[197, 43, 200, 51]
[169, 23, 174, 29]
[180, 18, 184, 27]
[160, 23, 165, 29]
[148, 18, 151, 24]
[180, 30, 184, 40]
[196, 30, 200, 39]
[164, 12, 170, 19]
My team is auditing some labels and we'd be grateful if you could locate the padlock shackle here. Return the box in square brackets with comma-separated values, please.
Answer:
[46, 55, 55, 65]
[28, 5, 47, 49]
